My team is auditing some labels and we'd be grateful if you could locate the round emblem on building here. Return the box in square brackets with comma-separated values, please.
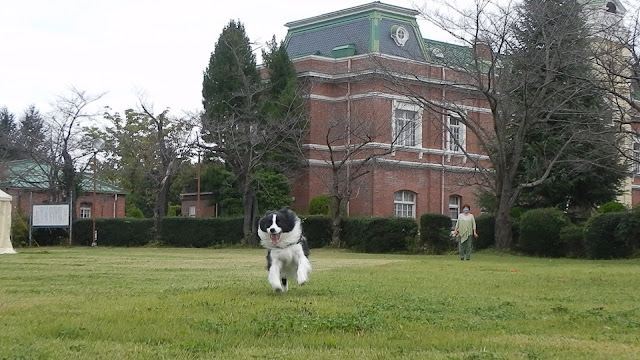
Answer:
[391, 25, 409, 47]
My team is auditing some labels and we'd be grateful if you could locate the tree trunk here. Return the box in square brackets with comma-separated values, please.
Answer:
[494, 188, 514, 250]
[330, 196, 342, 248]
[153, 169, 172, 243]
[241, 182, 259, 245]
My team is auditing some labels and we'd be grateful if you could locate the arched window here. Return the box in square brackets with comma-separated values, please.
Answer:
[394, 190, 416, 218]
[606, 2, 617, 14]
[448, 195, 461, 228]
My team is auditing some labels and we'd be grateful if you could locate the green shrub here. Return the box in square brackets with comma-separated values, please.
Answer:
[510, 206, 527, 221]
[300, 215, 332, 248]
[518, 208, 571, 257]
[10, 211, 30, 247]
[584, 212, 633, 259]
[342, 217, 418, 253]
[160, 217, 244, 247]
[309, 195, 331, 215]
[559, 223, 585, 258]
[475, 214, 495, 250]
[73, 218, 153, 247]
[167, 204, 181, 217]
[616, 209, 640, 253]
[125, 205, 145, 218]
[418, 213, 452, 254]
[597, 201, 626, 213]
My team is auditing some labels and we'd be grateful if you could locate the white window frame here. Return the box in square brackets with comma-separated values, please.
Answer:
[80, 204, 91, 219]
[188, 205, 196, 218]
[633, 139, 640, 175]
[394, 190, 416, 218]
[449, 195, 461, 228]
[392, 101, 422, 148]
[446, 113, 466, 153]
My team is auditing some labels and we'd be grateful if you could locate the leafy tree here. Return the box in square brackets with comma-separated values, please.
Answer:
[255, 170, 291, 213]
[98, 105, 193, 229]
[200, 164, 243, 217]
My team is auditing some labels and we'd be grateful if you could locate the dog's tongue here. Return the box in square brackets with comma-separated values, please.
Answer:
[270, 233, 281, 245]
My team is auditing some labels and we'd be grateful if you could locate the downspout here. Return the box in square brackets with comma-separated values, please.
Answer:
[113, 194, 117, 218]
[441, 65, 446, 215]
[346, 58, 352, 216]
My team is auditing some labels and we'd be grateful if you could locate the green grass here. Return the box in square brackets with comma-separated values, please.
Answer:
[1, 247, 639, 359]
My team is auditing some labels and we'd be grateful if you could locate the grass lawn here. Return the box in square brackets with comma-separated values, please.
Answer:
[0, 247, 638, 360]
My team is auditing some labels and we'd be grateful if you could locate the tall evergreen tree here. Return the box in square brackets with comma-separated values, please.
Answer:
[512, 0, 626, 213]
[0, 106, 17, 159]
[18, 104, 46, 158]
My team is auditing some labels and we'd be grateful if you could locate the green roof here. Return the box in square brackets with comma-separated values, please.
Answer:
[0, 160, 126, 195]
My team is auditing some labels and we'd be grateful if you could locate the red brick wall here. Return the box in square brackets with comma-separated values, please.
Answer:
[290, 54, 492, 218]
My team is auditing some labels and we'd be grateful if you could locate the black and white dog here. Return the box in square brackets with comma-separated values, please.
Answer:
[257, 208, 311, 292]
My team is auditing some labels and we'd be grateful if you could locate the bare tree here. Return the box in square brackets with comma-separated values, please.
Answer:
[309, 93, 414, 247]
[381, 0, 623, 249]
[49, 88, 106, 216]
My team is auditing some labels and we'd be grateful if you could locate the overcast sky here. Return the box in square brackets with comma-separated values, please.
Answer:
[1, 0, 462, 118]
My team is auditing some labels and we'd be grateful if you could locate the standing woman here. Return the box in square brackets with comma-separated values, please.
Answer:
[454, 204, 478, 260]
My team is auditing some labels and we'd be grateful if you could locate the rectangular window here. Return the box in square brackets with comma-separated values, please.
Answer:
[394, 109, 417, 146]
[633, 141, 640, 175]
[80, 206, 91, 219]
[449, 195, 460, 228]
[189, 205, 196, 218]
[392, 101, 422, 147]
[447, 115, 465, 152]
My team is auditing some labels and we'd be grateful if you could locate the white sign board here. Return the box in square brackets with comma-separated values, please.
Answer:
[32, 204, 70, 227]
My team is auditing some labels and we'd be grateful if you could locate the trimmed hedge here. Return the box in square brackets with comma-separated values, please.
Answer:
[475, 214, 495, 250]
[419, 213, 452, 254]
[342, 217, 418, 253]
[518, 208, 571, 257]
[64, 215, 420, 253]
[584, 212, 633, 259]
[74, 218, 153, 247]
[300, 215, 332, 248]
[160, 217, 244, 247]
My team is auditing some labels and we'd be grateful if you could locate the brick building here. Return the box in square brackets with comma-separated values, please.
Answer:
[282, 1, 640, 219]
[1, 160, 126, 219]
[284, 2, 491, 219]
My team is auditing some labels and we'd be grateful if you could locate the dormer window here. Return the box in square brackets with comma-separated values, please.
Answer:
[606, 2, 617, 14]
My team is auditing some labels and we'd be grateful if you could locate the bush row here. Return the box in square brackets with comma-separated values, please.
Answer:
[21, 208, 639, 258]
[25, 215, 418, 252]
[513, 208, 640, 259]
[72, 217, 245, 247]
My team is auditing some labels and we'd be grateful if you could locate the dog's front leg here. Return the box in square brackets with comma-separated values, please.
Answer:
[296, 256, 312, 286]
[268, 263, 284, 292]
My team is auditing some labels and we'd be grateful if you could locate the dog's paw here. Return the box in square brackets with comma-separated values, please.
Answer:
[297, 276, 309, 286]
